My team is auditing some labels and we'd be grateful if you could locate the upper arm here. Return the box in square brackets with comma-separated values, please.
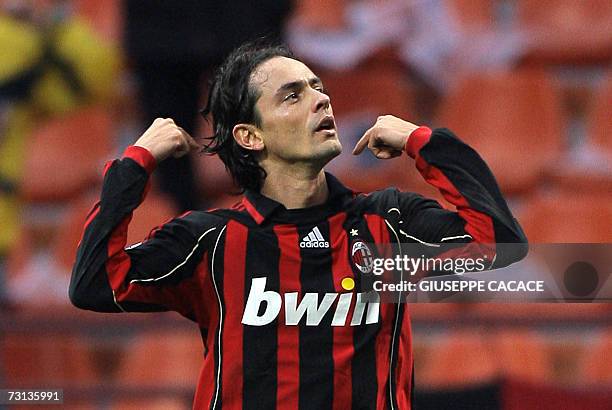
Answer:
[395, 191, 470, 245]
[111, 213, 220, 317]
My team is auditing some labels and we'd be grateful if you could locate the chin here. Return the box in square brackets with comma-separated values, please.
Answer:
[311, 140, 342, 166]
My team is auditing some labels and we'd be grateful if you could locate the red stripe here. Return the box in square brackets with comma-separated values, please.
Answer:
[103, 160, 114, 176]
[394, 308, 413, 409]
[273, 224, 301, 408]
[415, 156, 495, 257]
[78, 203, 101, 247]
[122, 145, 157, 174]
[241, 197, 265, 224]
[221, 221, 248, 409]
[404, 126, 432, 159]
[328, 213, 354, 410]
[106, 216, 133, 292]
[407, 127, 495, 252]
[364, 213, 398, 409]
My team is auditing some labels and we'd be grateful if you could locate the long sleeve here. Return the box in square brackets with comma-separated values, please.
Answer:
[69, 146, 217, 318]
[393, 126, 527, 270]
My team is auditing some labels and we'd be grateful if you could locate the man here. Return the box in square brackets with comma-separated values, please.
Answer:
[70, 43, 527, 409]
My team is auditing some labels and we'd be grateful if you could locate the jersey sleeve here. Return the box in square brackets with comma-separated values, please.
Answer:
[69, 146, 217, 318]
[393, 127, 528, 269]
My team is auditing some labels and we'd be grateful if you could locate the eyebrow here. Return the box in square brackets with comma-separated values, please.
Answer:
[275, 77, 323, 96]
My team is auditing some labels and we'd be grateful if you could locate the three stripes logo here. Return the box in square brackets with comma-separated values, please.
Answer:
[300, 226, 329, 248]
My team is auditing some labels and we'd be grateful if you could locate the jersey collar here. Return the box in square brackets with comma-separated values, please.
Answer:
[242, 172, 354, 225]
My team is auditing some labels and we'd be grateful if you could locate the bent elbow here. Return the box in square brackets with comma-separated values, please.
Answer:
[494, 235, 529, 268]
[69, 265, 117, 312]
[68, 281, 90, 310]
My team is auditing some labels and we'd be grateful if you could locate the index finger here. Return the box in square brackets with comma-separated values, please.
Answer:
[178, 127, 201, 150]
[352, 127, 375, 155]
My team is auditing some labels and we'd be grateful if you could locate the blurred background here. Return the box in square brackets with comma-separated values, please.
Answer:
[0, 0, 610, 408]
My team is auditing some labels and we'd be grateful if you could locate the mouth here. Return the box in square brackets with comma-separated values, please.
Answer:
[313, 116, 336, 134]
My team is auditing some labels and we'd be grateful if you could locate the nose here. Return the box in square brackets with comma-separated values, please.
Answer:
[314, 90, 331, 113]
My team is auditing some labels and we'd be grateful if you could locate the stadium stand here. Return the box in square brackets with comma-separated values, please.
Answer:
[416, 330, 498, 389]
[436, 69, 565, 194]
[518, 0, 612, 65]
[492, 330, 550, 382]
[518, 191, 612, 242]
[20, 107, 112, 203]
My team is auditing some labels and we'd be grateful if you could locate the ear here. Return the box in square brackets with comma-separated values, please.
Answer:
[233, 124, 265, 152]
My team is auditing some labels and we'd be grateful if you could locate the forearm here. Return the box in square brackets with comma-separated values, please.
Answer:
[405, 127, 527, 266]
[69, 146, 155, 312]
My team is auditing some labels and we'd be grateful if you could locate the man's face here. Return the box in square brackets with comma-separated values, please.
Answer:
[250, 57, 342, 166]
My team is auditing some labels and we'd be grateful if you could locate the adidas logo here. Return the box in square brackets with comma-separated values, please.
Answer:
[300, 226, 329, 249]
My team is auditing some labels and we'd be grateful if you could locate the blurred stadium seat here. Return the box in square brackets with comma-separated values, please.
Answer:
[518, 191, 612, 242]
[20, 107, 113, 203]
[544, 70, 612, 193]
[116, 331, 203, 388]
[449, 0, 495, 30]
[110, 398, 188, 410]
[320, 63, 414, 122]
[518, 0, 612, 64]
[73, 0, 122, 43]
[581, 330, 612, 384]
[492, 330, 550, 382]
[291, 0, 347, 30]
[2, 334, 95, 386]
[437, 70, 564, 194]
[503, 378, 612, 410]
[588, 71, 612, 154]
[416, 330, 497, 388]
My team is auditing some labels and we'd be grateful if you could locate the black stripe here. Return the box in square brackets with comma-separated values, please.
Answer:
[243, 226, 279, 410]
[210, 227, 226, 410]
[298, 222, 334, 410]
[348, 216, 380, 410]
[383, 217, 406, 410]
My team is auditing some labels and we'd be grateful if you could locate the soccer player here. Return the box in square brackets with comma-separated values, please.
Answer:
[69, 43, 527, 409]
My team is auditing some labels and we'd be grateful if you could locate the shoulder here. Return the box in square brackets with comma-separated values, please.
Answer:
[348, 187, 429, 213]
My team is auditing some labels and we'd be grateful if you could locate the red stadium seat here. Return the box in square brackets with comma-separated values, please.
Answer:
[588, 72, 612, 155]
[437, 70, 565, 194]
[1, 334, 96, 386]
[518, 0, 612, 65]
[110, 398, 188, 410]
[491, 330, 551, 382]
[544, 71, 612, 193]
[581, 330, 612, 384]
[320, 64, 414, 122]
[116, 331, 203, 388]
[517, 191, 612, 242]
[290, 0, 347, 30]
[20, 106, 113, 203]
[449, 0, 496, 30]
[73, 0, 123, 43]
[503, 378, 612, 410]
[416, 330, 497, 388]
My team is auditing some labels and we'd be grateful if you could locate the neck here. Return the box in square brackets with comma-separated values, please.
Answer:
[259, 164, 328, 209]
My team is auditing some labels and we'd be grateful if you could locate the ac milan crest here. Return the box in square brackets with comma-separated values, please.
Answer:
[351, 240, 374, 273]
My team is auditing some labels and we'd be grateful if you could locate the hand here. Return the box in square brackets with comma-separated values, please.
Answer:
[352, 115, 419, 159]
[134, 118, 200, 163]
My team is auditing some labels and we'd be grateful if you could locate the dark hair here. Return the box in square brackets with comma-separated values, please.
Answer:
[201, 41, 296, 192]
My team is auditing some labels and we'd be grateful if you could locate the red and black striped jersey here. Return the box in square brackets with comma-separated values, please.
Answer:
[70, 127, 527, 409]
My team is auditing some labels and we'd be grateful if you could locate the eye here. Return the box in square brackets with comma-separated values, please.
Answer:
[315, 86, 328, 95]
[283, 92, 299, 102]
